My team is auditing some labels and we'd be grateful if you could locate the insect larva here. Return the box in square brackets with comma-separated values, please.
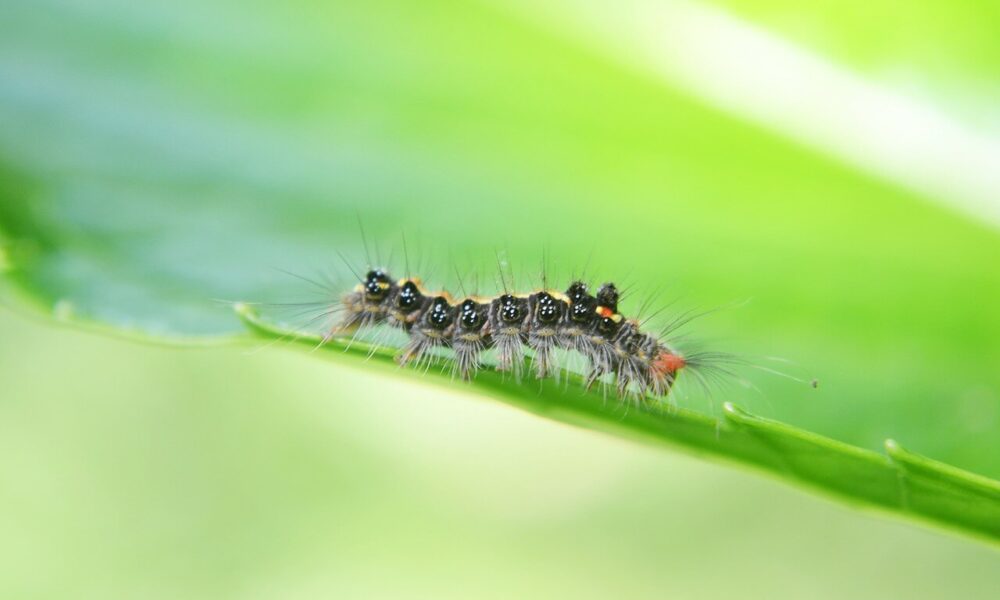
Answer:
[334, 268, 687, 399]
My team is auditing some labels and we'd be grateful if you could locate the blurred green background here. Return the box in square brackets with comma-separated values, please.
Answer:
[2, 0, 1000, 596]
[4, 309, 1000, 599]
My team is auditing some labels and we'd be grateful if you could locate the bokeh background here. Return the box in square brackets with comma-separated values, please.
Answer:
[2, 0, 1000, 597]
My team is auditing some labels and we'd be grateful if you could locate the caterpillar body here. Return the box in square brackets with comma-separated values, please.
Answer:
[337, 268, 689, 399]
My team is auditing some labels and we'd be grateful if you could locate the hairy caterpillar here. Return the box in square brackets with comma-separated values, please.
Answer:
[334, 266, 691, 400]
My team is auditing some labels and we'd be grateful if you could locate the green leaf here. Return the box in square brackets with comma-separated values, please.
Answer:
[235, 303, 1000, 543]
[2, 0, 1000, 543]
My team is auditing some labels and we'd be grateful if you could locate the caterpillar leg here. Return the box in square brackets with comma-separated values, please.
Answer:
[396, 334, 434, 368]
[531, 342, 555, 379]
[493, 333, 524, 379]
[395, 345, 419, 366]
[452, 341, 484, 381]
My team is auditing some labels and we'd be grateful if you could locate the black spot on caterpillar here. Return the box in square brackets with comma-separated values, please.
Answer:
[335, 267, 688, 399]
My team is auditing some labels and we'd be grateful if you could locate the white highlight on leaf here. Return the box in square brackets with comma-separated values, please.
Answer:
[500, 0, 1000, 228]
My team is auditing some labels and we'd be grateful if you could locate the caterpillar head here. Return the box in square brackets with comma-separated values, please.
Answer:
[363, 269, 393, 302]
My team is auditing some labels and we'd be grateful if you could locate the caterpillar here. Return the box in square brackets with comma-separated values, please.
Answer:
[334, 266, 691, 400]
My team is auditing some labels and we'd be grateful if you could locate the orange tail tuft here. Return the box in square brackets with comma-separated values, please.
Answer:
[652, 350, 686, 377]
